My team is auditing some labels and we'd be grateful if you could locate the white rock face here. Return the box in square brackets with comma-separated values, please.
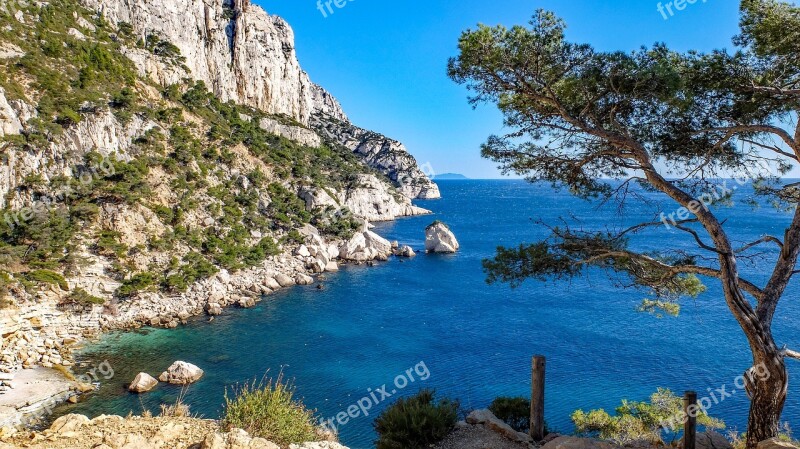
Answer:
[313, 116, 440, 200]
[394, 245, 416, 257]
[0, 43, 24, 59]
[158, 361, 204, 385]
[81, 0, 346, 126]
[425, 222, 459, 253]
[0, 87, 22, 138]
[301, 174, 431, 222]
[259, 117, 321, 148]
[128, 372, 159, 393]
[339, 230, 393, 262]
[0, 109, 154, 209]
[79, 0, 438, 200]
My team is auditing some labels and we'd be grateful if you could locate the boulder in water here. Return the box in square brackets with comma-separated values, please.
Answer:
[128, 372, 158, 393]
[424, 222, 459, 253]
[159, 361, 204, 385]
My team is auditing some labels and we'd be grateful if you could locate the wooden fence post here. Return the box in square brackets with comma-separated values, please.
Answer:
[531, 355, 546, 441]
[683, 391, 697, 449]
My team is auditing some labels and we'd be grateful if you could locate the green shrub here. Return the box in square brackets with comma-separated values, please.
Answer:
[95, 230, 128, 258]
[111, 87, 136, 109]
[26, 269, 69, 291]
[117, 272, 155, 297]
[489, 396, 530, 433]
[222, 376, 319, 447]
[0, 271, 14, 309]
[162, 252, 219, 292]
[571, 388, 724, 445]
[62, 288, 105, 306]
[374, 389, 458, 449]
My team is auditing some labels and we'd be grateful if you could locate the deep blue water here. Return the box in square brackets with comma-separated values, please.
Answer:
[58, 180, 800, 448]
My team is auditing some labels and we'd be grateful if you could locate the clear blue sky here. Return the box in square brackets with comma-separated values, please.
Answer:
[257, 0, 742, 179]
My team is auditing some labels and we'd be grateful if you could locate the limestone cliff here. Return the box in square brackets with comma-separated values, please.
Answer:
[78, 0, 438, 199]
[0, 0, 437, 400]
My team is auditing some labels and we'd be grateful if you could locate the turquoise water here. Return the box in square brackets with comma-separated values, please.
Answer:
[58, 180, 800, 448]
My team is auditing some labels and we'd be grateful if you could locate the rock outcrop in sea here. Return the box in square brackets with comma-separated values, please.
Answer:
[129, 372, 159, 393]
[425, 222, 460, 253]
[159, 361, 204, 385]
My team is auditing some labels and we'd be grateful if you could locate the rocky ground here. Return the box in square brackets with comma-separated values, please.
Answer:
[434, 424, 530, 449]
[0, 413, 349, 449]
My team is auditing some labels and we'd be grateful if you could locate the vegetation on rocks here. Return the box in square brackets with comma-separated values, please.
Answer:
[0, 0, 383, 306]
[221, 376, 320, 447]
[374, 389, 459, 449]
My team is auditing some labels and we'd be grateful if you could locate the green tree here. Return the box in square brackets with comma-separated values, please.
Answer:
[448, 2, 800, 447]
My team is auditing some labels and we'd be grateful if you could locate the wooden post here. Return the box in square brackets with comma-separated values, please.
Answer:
[683, 391, 697, 449]
[531, 355, 546, 441]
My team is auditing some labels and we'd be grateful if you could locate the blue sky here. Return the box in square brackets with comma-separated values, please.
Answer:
[257, 0, 742, 179]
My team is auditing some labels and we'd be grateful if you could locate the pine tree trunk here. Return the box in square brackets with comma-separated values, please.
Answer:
[745, 356, 787, 449]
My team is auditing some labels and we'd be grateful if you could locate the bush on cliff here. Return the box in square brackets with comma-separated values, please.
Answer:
[374, 389, 458, 449]
[571, 388, 724, 445]
[221, 375, 319, 447]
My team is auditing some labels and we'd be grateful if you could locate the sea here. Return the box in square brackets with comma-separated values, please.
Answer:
[54, 179, 800, 448]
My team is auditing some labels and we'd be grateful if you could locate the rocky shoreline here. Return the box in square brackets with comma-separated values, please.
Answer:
[0, 222, 423, 428]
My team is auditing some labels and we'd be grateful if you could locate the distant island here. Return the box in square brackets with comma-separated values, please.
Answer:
[434, 173, 469, 180]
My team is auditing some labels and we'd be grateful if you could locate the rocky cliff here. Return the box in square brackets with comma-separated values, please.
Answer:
[0, 0, 437, 419]
[78, 0, 439, 199]
[80, 0, 345, 125]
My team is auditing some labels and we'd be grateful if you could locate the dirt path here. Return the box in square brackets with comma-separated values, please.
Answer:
[434, 425, 531, 449]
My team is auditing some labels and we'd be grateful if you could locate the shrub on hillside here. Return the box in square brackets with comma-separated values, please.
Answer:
[221, 376, 319, 447]
[374, 389, 458, 449]
[61, 288, 105, 307]
[26, 269, 69, 291]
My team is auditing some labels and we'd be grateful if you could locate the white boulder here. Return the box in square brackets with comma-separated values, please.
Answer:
[394, 245, 416, 257]
[425, 222, 459, 253]
[756, 438, 796, 449]
[274, 273, 295, 288]
[128, 372, 158, 393]
[339, 231, 394, 262]
[364, 231, 392, 255]
[158, 361, 204, 385]
[295, 274, 314, 285]
[466, 409, 531, 444]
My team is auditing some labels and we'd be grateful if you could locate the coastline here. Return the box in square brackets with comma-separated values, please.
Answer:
[0, 219, 426, 429]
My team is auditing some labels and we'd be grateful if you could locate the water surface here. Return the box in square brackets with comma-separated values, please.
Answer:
[59, 180, 800, 448]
